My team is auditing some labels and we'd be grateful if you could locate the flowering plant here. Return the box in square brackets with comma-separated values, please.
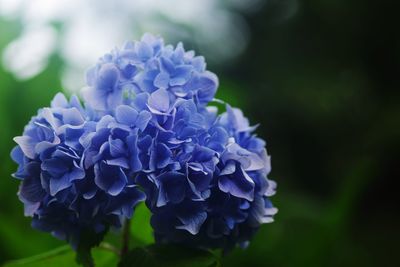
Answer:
[10, 34, 277, 267]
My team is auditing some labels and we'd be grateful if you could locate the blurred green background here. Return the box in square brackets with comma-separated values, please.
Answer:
[0, 0, 399, 266]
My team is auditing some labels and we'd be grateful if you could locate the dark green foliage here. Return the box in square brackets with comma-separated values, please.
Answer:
[3, 246, 118, 267]
[118, 245, 219, 267]
[76, 228, 109, 267]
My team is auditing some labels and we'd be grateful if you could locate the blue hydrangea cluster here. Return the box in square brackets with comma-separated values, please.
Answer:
[11, 34, 277, 251]
[11, 93, 145, 247]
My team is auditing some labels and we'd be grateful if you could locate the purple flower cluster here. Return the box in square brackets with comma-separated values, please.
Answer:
[11, 34, 277, 251]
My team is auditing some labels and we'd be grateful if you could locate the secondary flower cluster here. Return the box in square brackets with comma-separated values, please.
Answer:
[11, 34, 277, 251]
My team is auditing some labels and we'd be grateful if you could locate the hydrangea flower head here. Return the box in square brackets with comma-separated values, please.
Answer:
[82, 34, 218, 112]
[11, 93, 145, 248]
[139, 103, 277, 250]
[11, 33, 277, 253]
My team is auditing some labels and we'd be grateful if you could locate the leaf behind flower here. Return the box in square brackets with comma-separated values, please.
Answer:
[3, 245, 118, 267]
[118, 244, 220, 267]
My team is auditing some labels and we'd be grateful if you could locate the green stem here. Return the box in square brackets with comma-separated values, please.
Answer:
[121, 218, 131, 256]
[99, 242, 121, 256]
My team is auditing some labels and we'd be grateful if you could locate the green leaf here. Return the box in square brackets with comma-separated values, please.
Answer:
[118, 244, 220, 267]
[130, 203, 154, 246]
[3, 245, 119, 267]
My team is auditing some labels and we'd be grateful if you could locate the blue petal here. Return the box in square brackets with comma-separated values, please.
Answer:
[132, 92, 149, 110]
[159, 57, 175, 74]
[220, 161, 236, 176]
[127, 134, 142, 172]
[222, 143, 265, 171]
[35, 135, 60, 156]
[115, 105, 138, 126]
[147, 88, 170, 114]
[22, 201, 40, 216]
[106, 157, 129, 169]
[10, 146, 24, 165]
[248, 197, 278, 226]
[136, 111, 152, 131]
[14, 136, 36, 159]
[184, 71, 218, 105]
[51, 93, 69, 108]
[96, 63, 119, 92]
[155, 143, 172, 169]
[136, 41, 153, 61]
[154, 72, 170, 89]
[62, 108, 84, 126]
[94, 162, 127, 196]
[49, 173, 72, 196]
[105, 186, 145, 217]
[109, 138, 127, 157]
[265, 179, 277, 197]
[19, 176, 45, 203]
[186, 168, 213, 197]
[170, 65, 192, 86]
[193, 145, 216, 163]
[69, 164, 85, 182]
[218, 164, 255, 201]
[122, 63, 137, 79]
[82, 87, 108, 110]
[41, 158, 69, 176]
[106, 87, 123, 109]
[64, 127, 84, 150]
[196, 72, 218, 105]
[176, 205, 207, 235]
[156, 172, 186, 207]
